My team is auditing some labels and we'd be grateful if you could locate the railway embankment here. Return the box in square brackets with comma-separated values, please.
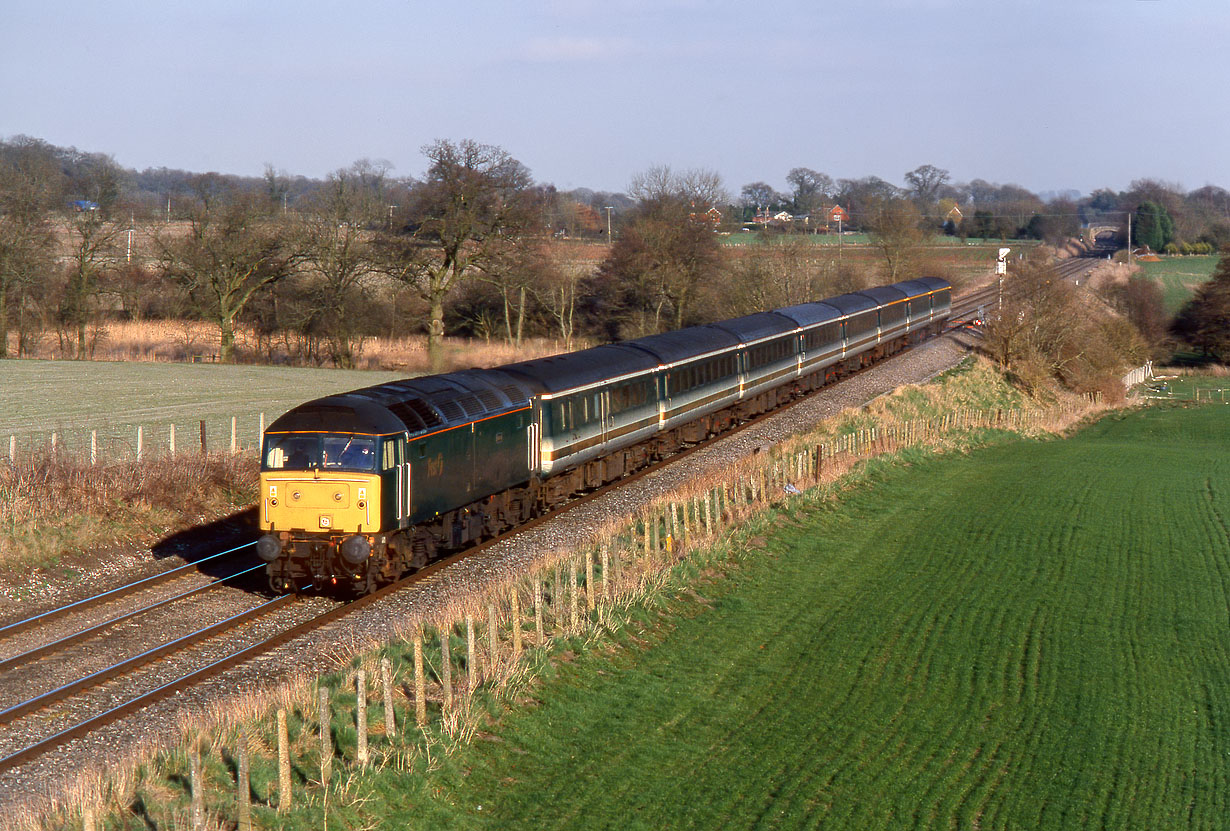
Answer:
[4, 345, 1130, 829]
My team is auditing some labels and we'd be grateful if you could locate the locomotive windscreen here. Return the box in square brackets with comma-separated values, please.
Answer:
[263, 433, 379, 472]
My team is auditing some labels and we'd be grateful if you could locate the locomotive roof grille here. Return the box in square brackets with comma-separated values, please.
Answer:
[454, 394, 485, 418]
[475, 389, 503, 410]
[433, 398, 466, 422]
[387, 401, 428, 432]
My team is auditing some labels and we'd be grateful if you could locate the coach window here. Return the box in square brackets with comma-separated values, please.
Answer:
[550, 400, 570, 432]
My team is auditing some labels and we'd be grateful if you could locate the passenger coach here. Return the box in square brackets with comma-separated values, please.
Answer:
[257, 278, 950, 593]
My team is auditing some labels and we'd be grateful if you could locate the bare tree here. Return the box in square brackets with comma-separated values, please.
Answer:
[786, 167, 834, 223]
[156, 190, 298, 362]
[740, 182, 786, 213]
[593, 190, 723, 336]
[58, 211, 122, 358]
[867, 198, 925, 282]
[903, 164, 950, 210]
[982, 252, 1088, 388]
[293, 161, 388, 367]
[373, 139, 534, 371]
[628, 165, 728, 208]
[529, 244, 583, 349]
[0, 137, 61, 357]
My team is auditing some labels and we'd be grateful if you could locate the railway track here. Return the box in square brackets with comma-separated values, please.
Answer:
[0, 253, 1103, 777]
[0, 323, 961, 774]
[947, 253, 1104, 326]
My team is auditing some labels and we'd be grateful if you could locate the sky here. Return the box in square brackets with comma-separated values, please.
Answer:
[3, 0, 1228, 199]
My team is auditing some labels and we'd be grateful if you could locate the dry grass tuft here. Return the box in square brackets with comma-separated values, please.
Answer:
[0, 449, 257, 573]
[6, 319, 578, 372]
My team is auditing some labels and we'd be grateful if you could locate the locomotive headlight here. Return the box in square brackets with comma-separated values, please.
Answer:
[257, 534, 283, 563]
[340, 535, 370, 565]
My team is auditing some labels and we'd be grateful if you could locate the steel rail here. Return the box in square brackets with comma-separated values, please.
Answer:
[0, 541, 256, 641]
[0, 564, 266, 674]
[0, 592, 297, 727]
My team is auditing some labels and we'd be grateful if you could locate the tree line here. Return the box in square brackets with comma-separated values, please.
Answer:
[1, 134, 1227, 377]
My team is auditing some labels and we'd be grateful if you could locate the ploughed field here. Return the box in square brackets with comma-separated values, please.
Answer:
[392, 404, 1229, 829]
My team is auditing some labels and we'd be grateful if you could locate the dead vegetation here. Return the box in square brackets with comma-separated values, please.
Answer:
[0, 449, 257, 579]
[3, 320, 576, 373]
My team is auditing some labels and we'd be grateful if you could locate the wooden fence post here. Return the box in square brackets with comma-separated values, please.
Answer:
[189, 739, 204, 831]
[318, 686, 332, 786]
[90, 431, 97, 466]
[601, 543, 610, 603]
[585, 548, 595, 612]
[82, 807, 96, 831]
[413, 628, 427, 728]
[381, 657, 396, 739]
[169, 423, 176, 457]
[134, 427, 141, 462]
[534, 579, 544, 644]
[487, 603, 500, 674]
[466, 616, 477, 692]
[236, 730, 252, 831]
[569, 556, 579, 634]
[510, 586, 522, 659]
[230, 416, 238, 454]
[276, 709, 291, 812]
[356, 669, 369, 765]
[440, 625, 453, 713]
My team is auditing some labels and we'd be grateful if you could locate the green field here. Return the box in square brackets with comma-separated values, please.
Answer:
[0, 359, 407, 457]
[358, 404, 1229, 829]
[1138, 254, 1220, 313]
[1139, 373, 1230, 402]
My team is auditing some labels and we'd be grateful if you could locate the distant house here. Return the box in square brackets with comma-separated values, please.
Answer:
[827, 205, 848, 226]
[946, 203, 964, 224]
[689, 203, 723, 230]
[752, 209, 794, 226]
[69, 200, 99, 212]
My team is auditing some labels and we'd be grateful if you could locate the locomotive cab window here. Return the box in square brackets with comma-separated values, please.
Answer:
[323, 435, 377, 471]
[262, 433, 377, 472]
[382, 439, 401, 471]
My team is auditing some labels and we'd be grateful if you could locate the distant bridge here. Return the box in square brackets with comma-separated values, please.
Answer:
[1084, 224, 1123, 247]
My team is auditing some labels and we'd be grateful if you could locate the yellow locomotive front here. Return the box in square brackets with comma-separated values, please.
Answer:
[257, 431, 385, 592]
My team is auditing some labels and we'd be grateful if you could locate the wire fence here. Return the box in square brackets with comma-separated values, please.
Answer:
[6, 414, 266, 465]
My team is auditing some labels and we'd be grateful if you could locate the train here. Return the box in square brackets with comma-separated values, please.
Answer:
[255, 277, 951, 593]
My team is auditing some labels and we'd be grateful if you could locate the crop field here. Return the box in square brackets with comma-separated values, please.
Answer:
[0, 359, 407, 457]
[1138, 254, 1220, 313]
[371, 404, 1230, 829]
